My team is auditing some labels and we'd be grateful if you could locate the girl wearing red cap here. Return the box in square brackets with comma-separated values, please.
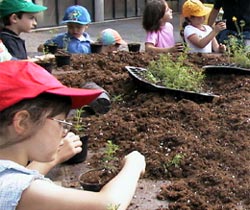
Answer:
[0, 61, 146, 210]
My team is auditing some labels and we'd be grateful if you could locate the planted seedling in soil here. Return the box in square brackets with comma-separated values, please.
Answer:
[63, 107, 88, 164]
[79, 140, 120, 191]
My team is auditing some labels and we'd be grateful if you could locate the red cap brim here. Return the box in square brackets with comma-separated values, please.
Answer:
[0, 61, 103, 111]
[46, 87, 102, 109]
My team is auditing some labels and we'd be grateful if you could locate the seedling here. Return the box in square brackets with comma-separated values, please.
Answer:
[163, 153, 185, 173]
[170, 153, 185, 168]
[224, 17, 250, 68]
[112, 94, 123, 102]
[72, 107, 85, 133]
[102, 140, 119, 172]
[63, 35, 71, 51]
[106, 204, 120, 210]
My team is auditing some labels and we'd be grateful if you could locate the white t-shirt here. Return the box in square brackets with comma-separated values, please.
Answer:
[0, 40, 12, 62]
[184, 24, 213, 53]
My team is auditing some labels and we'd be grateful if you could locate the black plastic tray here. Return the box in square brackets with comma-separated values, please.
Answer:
[125, 66, 219, 103]
[203, 64, 250, 75]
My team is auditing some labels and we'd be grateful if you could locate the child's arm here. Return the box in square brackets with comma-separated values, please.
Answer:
[187, 23, 226, 49]
[212, 39, 226, 53]
[17, 151, 146, 210]
[145, 42, 184, 53]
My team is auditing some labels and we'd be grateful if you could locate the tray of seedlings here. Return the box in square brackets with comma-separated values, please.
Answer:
[203, 64, 250, 75]
[125, 66, 219, 103]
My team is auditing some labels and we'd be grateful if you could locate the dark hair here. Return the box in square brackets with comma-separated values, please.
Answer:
[142, 0, 166, 32]
[2, 12, 24, 26]
[0, 93, 72, 130]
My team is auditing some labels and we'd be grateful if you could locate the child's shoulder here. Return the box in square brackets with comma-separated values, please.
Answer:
[54, 32, 68, 38]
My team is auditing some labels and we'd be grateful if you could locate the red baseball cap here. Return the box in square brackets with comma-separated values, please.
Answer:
[0, 61, 102, 111]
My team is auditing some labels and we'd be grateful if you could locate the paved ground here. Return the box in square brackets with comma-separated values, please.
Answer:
[21, 13, 182, 55]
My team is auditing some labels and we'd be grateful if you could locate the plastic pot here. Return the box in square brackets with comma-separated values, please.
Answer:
[55, 53, 71, 67]
[90, 43, 102, 53]
[81, 82, 111, 114]
[63, 135, 88, 164]
[128, 43, 141, 52]
[44, 44, 58, 54]
[35, 61, 53, 73]
[79, 168, 116, 192]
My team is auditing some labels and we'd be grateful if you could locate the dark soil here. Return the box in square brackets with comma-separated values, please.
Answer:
[50, 51, 250, 210]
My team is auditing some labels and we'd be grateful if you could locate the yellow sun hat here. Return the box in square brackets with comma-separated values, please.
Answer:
[182, 0, 211, 18]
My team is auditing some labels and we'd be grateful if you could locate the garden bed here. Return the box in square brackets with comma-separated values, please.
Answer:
[48, 51, 250, 210]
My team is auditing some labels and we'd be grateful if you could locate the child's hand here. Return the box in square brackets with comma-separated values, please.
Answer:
[170, 42, 184, 53]
[214, 21, 227, 33]
[218, 43, 226, 53]
[123, 151, 146, 176]
[55, 132, 82, 164]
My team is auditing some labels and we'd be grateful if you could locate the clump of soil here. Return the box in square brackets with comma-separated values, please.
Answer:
[52, 51, 250, 210]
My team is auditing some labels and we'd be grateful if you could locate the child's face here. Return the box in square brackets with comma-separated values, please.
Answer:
[101, 44, 120, 53]
[67, 23, 88, 38]
[32, 113, 67, 162]
[16, 13, 38, 33]
[189, 16, 206, 26]
[160, 3, 173, 24]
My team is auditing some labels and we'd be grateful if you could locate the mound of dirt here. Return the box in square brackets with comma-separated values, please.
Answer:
[49, 51, 250, 210]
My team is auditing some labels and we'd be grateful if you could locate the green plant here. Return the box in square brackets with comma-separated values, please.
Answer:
[102, 140, 119, 171]
[170, 153, 185, 168]
[112, 94, 123, 102]
[163, 153, 185, 173]
[63, 35, 71, 51]
[223, 17, 250, 68]
[145, 53, 205, 92]
[106, 204, 120, 210]
[72, 107, 85, 133]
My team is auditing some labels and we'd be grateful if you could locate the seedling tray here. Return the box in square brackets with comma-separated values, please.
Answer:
[203, 64, 250, 75]
[125, 66, 218, 103]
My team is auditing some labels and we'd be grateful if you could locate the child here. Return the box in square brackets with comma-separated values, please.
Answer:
[142, 0, 183, 53]
[0, 60, 146, 210]
[182, 0, 227, 53]
[96, 28, 127, 53]
[39, 5, 92, 54]
[0, 0, 47, 59]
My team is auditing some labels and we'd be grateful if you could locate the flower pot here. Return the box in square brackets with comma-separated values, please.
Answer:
[35, 61, 53, 73]
[90, 43, 102, 53]
[55, 53, 71, 67]
[78, 168, 117, 192]
[44, 44, 58, 54]
[81, 82, 111, 114]
[63, 135, 88, 164]
[128, 43, 141, 52]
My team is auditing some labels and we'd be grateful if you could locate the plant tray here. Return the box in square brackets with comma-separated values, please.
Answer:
[203, 64, 250, 75]
[125, 66, 218, 103]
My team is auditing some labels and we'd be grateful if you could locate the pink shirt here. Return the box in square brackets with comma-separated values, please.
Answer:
[145, 22, 175, 48]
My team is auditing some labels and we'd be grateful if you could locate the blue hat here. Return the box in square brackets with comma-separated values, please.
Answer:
[62, 5, 91, 25]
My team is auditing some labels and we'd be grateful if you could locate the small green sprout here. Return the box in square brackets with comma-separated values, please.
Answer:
[102, 140, 119, 171]
[72, 107, 85, 133]
[106, 204, 120, 210]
